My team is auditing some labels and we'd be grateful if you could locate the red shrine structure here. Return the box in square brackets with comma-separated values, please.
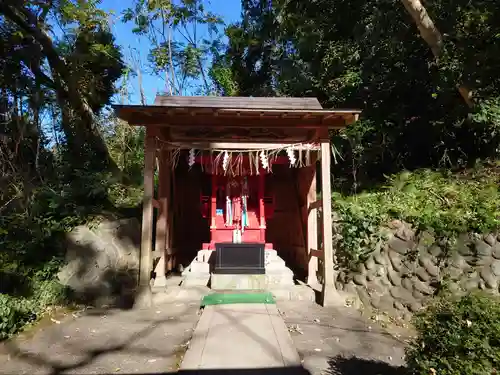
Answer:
[114, 96, 360, 306]
[199, 156, 289, 250]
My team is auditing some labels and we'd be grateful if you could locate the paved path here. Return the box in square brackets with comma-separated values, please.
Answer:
[0, 302, 201, 375]
[0, 297, 409, 375]
[277, 301, 409, 375]
[180, 304, 302, 372]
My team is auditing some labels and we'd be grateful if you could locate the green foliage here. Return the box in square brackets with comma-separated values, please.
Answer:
[0, 295, 36, 340]
[218, 0, 500, 187]
[0, 168, 119, 340]
[0, 279, 68, 341]
[209, 59, 239, 96]
[334, 166, 500, 266]
[406, 291, 500, 375]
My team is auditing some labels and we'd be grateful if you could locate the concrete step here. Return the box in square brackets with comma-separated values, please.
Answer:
[152, 285, 210, 305]
[270, 285, 316, 302]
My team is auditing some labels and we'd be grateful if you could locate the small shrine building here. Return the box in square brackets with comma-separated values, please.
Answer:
[114, 96, 360, 306]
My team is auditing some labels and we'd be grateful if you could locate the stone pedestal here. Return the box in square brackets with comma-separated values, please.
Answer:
[210, 249, 295, 290]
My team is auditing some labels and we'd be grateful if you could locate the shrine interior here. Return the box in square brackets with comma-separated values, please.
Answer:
[170, 153, 317, 282]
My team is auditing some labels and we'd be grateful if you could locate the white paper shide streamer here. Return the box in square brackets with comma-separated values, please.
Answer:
[188, 148, 196, 167]
[259, 150, 269, 170]
[286, 147, 296, 166]
[222, 151, 229, 172]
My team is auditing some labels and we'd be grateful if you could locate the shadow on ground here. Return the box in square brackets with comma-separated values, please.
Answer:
[326, 356, 408, 375]
[0, 361, 408, 375]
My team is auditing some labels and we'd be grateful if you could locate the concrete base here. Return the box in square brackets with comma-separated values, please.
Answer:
[183, 248, 297, 292]
[152, 285, 210, 304]
[182, 274, 210, 287]
[211, 274, 267, 290]
[270, 285, 316, 302]
[181, 259, 211, 287]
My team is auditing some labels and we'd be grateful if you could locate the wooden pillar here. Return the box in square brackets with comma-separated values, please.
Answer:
[136, 129, 156, 308]
[320, 134, 339, 306]
[307, 164, 319, 286]
[258, 170, 266, 242]
[210, 174, 217, 248]
[164, 154, 173, 271]
[154, 150, 170, 284]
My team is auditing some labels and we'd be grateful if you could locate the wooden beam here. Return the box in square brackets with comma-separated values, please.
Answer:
[308, 199, 322, 212]
[320, 134, 338, 306]
[124, 112, 350, 129]
[309, 249, 323, 259]
[135, 129, 156, 308]
[307, 164, 319, 286]
[168, 136, 316, 144]
[152, 199, 160, 209]
[165, 142, 321, 151]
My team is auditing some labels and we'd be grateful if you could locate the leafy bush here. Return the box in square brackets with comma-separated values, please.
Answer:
[334, 165, 500, 267]
[406, 291, 500, 375]
[0, 295, 36, 340]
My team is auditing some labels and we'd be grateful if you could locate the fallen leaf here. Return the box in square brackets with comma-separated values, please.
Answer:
[50, 318, 61, 324]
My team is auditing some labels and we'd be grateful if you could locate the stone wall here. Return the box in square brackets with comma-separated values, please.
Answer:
[58, 218, 140, 307]
[336, 220, 500, 319]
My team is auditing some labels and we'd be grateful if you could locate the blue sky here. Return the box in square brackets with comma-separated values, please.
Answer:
[100, 0, 242, 104]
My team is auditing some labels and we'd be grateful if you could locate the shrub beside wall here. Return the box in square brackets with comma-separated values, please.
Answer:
[333, 168, 500, 319]
[406, 291, 500, 375]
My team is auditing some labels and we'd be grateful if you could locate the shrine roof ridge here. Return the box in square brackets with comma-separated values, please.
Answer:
[153, 95, 324, 109]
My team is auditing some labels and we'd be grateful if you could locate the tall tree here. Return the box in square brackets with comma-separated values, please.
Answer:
[0, 0, 124, 173]
[123, 0, 224, 96]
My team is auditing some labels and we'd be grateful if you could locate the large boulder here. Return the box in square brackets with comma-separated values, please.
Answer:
[58, 218, 140, 307]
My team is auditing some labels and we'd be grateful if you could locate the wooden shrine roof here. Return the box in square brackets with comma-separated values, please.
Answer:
[113, 96, 361, 129]
[153, 95, 323, 109]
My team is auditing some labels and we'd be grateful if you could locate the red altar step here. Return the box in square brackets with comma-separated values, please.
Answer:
[202, 242, 273, 250]
[202, 210, 272, 250]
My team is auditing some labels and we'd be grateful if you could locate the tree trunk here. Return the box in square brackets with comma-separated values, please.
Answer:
[400, 0, 443, 58]
[0, 1, 121, 175]
[399, 0, 473, 107]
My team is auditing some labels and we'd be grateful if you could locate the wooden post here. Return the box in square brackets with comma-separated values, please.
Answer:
[164, 153, 172, 271]
[135, 129, 156, 308]
[307, 164, 319, 286]
[210, 173, 217, 249]
[154, 149, 169, 286]
[320, 135, 340, 306]
[258, 170, 266, 242]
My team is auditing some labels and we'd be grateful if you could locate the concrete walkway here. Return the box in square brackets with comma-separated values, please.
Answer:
[180, 304, 303, 372]
[0, 295, 409, 375]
